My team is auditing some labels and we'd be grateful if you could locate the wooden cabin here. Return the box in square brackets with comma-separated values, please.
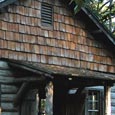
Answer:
[0, 0, 115, 115]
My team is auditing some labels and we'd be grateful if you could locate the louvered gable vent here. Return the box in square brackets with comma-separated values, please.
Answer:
[41, 3, 53, 26]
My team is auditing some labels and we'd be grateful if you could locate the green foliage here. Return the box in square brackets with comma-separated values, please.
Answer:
[69, 0, 83, 13]
[70, 0, 115, 37]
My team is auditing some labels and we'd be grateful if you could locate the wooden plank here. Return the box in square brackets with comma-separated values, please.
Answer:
[111, 93, 115, 99]
[1, 85, 18, 94]
[0, 84, 1, 115]
[0, 61, 9, 69]
[8, 63, 44, 76]
[14, 76, 45, 82]
[104, 86, 111, 115]
[111, 106, 115, 115]
[1, 112, 19, 115]
[111, 86, 115, 92]
[1, 103, 14, 110]
[1, 94, 16, 102]
[0, 76, 14, 84]
[0, 75, 46, 84]
[6, 60, 53, 78]
[2, 108, 18, 112]
[0, 70, 13, 77]
[111, 101, 115, 106]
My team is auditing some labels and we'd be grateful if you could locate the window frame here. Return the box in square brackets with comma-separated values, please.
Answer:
[85, 88, 104, 115]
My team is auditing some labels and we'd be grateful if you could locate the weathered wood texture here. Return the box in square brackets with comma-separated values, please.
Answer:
[104, 86, 111, 115]
[0, 61, 19, 115]
[111, 86, 115, 115]
[1, 84, 19, 115]
[20, 90, 38, 115]
[1, 112, 19, 115]
[0, 0, 114, 73]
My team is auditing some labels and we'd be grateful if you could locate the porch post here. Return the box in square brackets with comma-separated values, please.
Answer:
[38, 84, 46, 115]
[0, 84, 1, 115]
[104, 85, 111, 115]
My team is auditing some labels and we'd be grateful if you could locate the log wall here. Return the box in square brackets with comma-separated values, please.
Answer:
[0, 61, 19, 115]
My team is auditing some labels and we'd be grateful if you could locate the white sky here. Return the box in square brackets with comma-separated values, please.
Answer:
[103, 0, 115, 22]
[0, 0, 5, 2]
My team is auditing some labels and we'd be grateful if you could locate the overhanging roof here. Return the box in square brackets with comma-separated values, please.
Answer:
[82, 8, 115, 43]
[0, 0, 17, 9]
[67, 2, 115, 51]
[80, 8, 115, 49]
[1, 58, 115, 85]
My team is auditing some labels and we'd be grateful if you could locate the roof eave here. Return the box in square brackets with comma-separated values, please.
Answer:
[0, 0, 17, 9]
[81, 8, 115, 46]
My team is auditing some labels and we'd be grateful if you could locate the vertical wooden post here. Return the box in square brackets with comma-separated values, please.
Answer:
[0, 84, 1, 115]
[38, 84, 46, 115]
[104, 85, 111, 115]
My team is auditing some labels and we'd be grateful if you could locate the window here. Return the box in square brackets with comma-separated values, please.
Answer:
[41, 2, 53, 27]
[85, 90, 103, 115]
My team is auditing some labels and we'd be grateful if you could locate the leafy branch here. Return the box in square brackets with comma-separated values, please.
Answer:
[70, 0, 115, 36]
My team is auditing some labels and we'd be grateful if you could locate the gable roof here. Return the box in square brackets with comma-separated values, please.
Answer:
[78, 8, 115, 50]
[0, 0, 17, 9]
[66, 1, 115, 51]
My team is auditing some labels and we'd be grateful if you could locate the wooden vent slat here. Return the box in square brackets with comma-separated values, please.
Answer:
[41, 3, 53, 26]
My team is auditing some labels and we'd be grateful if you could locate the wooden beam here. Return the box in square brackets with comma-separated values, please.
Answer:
[9, 63, 44, 75]
[0, 75, 45, 84]
[104, 85, 111, 115]
[82, 8, 115, 46]
[91, 29, 102, 34]
[0, 76, 14, 84]
[0, 84, 1, 115]
[14, 82, 29, 107]
[7, 62, 53, 79]
[14, 76, 46, 83]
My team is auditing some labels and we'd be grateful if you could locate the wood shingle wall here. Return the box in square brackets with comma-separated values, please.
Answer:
[0, 0, 114, 73]
[0, 0, 115, 115]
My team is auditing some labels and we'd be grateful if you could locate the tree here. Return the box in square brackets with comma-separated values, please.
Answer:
[70, 0, 115, 36]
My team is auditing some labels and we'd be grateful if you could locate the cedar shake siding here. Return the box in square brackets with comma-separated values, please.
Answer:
[0, 0, 114, 73]
[0, 0, 115, 115]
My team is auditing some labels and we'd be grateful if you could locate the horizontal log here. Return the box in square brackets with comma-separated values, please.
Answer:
[1, 103, 15, 110]
[2, 108, 18, 112]
[1, 85, 18, 94]
[111, 86, 115, 92]
[14, 76, 45, 83]
[111, 106, 115, 113]
[0, 61, 10, 69]
[1, 94, 16, 102]
[111, 101, 115, 106]
[1, 112, 19, 115]
[111, 93, 115, 99]
[0, 76, 14, 83]
[0, 70, 13, 77]
[0, 75, 46, 85]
